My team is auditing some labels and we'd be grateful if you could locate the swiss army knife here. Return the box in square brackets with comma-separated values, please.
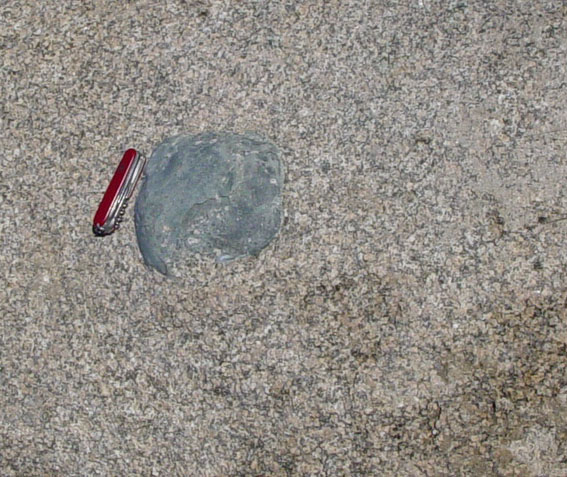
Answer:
[93, 148, 146, 236]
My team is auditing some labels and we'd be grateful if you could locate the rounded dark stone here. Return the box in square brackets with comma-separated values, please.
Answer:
[135, 132, 284, 275]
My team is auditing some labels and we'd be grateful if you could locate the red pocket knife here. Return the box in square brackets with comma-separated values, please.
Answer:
[93, 148, 146, 236]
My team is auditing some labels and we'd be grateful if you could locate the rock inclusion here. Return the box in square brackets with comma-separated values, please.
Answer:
[135, 132, 284, 274]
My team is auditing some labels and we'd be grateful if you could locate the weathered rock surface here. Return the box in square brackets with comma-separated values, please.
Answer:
[135, 132, 284, 274]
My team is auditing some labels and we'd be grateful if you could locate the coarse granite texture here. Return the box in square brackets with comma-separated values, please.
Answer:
[1, 1, 567, 475]
[135, 132, 284, 275]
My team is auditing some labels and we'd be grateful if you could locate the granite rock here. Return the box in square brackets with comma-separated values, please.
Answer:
[135, 132, 284, 274]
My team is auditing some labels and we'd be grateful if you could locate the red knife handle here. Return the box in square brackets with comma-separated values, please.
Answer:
[93, 149, 145, 236]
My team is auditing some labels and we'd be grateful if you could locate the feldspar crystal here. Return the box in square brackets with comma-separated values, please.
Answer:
[135, 132, 284, 275]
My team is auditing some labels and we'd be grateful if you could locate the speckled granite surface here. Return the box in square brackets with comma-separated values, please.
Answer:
[2, 1, 567, 475]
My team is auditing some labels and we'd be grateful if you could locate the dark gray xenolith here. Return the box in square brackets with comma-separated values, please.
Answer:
[135, 132, 284, 275]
